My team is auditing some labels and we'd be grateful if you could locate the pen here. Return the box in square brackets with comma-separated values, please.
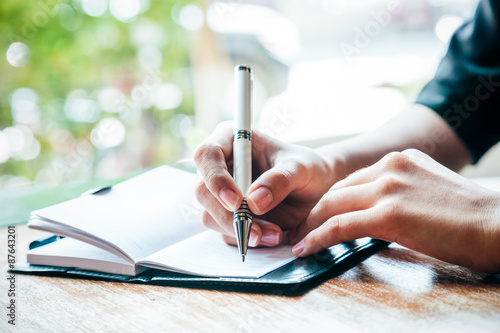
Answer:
[233, 64, 253, 262]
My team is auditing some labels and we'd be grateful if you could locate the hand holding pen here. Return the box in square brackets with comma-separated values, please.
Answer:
[193, 66, 336, 257]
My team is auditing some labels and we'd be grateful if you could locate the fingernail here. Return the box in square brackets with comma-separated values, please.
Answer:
[292, 240, 304, 256]
[219, 188, 239, 211]
[249, 228, 259, 247]
[261, 229, 280, 246]
[248, 187, 273, 213]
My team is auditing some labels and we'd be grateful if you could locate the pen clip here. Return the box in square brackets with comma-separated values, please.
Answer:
[80, 185, 112, 196]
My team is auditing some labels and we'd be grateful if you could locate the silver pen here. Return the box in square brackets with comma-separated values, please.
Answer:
[233, 64, 253, 262]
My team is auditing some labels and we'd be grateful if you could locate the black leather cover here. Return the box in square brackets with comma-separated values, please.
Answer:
[11, 238, 389, 295]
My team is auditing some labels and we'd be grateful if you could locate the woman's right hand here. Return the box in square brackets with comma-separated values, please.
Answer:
[193, 121, 344, 248]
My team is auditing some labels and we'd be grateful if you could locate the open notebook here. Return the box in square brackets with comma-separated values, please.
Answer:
[27, 166, 297, 278]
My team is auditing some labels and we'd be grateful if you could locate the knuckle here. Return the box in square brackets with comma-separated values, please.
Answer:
[317, 191, 336, 211]
[204, 167, 225, 189]
[380, 198, 404, 221]
[193, 142, 211, 165]
[314, 217, 340, 249]
[272, 168, 294, 189]
[293, 160, 308, 179]
[378, 174, 407, 195]
[372, 199, 404, 242]
[198, 143, 224, 164]
[326, 216, 341, 235]
[381, 151, 414, 172]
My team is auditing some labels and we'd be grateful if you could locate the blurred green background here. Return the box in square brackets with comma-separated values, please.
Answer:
[0, 0, 203, 191]
[0, 0, 208, 225]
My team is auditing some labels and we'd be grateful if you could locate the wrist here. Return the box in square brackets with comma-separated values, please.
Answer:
[491, 194, 500, 273]
[314, 146, 347, 186]
[478, 189, 500, 273]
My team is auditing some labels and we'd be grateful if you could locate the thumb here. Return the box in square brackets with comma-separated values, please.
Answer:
[247, 162, 303, 215]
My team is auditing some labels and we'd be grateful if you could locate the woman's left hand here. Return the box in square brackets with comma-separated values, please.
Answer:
[288, 149, 500, 273]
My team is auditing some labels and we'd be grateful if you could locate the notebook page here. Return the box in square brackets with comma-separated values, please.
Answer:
[27, 238, 140, 276]
[138, 230, 296, 278]
[30, 166, 206, 262]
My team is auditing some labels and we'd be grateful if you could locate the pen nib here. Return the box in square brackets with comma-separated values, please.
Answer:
[242, 255, 245, 263]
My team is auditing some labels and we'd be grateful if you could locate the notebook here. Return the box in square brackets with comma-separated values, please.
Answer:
[26, 166, 300, 278]
[13, 165, 389, 294]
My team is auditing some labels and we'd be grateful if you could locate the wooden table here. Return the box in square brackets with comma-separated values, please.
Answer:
[1, 224, 499, 332]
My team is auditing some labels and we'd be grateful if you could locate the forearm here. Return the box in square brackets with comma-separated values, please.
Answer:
[316, 104, 473, 178]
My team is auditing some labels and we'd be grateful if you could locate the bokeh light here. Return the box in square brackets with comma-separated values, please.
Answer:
[9, 88, 41, 125]
[98, 87, 126, 113]
[64, 90, 101, 122]
[170, 114, 193, 138]
[81, 0, 108, 17]
[110, 0, 141, 22]
[130, 20, 165, 48]
[0, 125, 40, 161]
[178, 4, 205, 31]
[53, 4, 82, 31]
[17, 137, 41, 161]
[4, 125, 29, 154]
[137, 45, 163, 69]
[91, 118, 126, 149]
[0, 131, 10, 163]
[435, 15, 464, 43]
[155, 83, 183, 110]
[96, 23, 121, 49]
[6, 42, 31, 67]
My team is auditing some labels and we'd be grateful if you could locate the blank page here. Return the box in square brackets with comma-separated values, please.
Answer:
[139, 230, 296, 278]
[27, 238, 140, 276]
[30, 166, 206, 262]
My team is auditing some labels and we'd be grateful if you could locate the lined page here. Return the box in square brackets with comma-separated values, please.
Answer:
[139, 230, 296, 278]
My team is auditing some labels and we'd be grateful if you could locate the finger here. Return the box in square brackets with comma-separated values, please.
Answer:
[292, 207, 381, 257]
[198, 180, 263, 245]
[255, 219, 283, 246]
[201, 210, 232, 236]
[247, 159, 309, 215]
[202, 210, 261, 248]
[197, 168, 283, 247]
[196, 180, 235, 235]
[193, 121, 242, 211]
[221, 218, 283, 247]
[288, 182, 378, 243]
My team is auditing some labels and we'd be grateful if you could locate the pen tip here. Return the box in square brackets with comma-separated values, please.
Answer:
[242, 255, 245, 263]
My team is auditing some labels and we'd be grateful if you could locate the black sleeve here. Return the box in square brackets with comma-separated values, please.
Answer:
[416, 0, 500, 163]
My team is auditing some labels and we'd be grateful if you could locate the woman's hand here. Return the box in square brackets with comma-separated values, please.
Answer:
[289, 149, 500, 273]
[193, 121, 344, 248]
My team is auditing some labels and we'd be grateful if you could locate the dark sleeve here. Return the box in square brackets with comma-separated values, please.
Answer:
[416, 0, 500, 163]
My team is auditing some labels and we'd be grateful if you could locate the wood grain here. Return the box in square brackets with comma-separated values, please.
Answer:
[1, 225, 499, 333]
